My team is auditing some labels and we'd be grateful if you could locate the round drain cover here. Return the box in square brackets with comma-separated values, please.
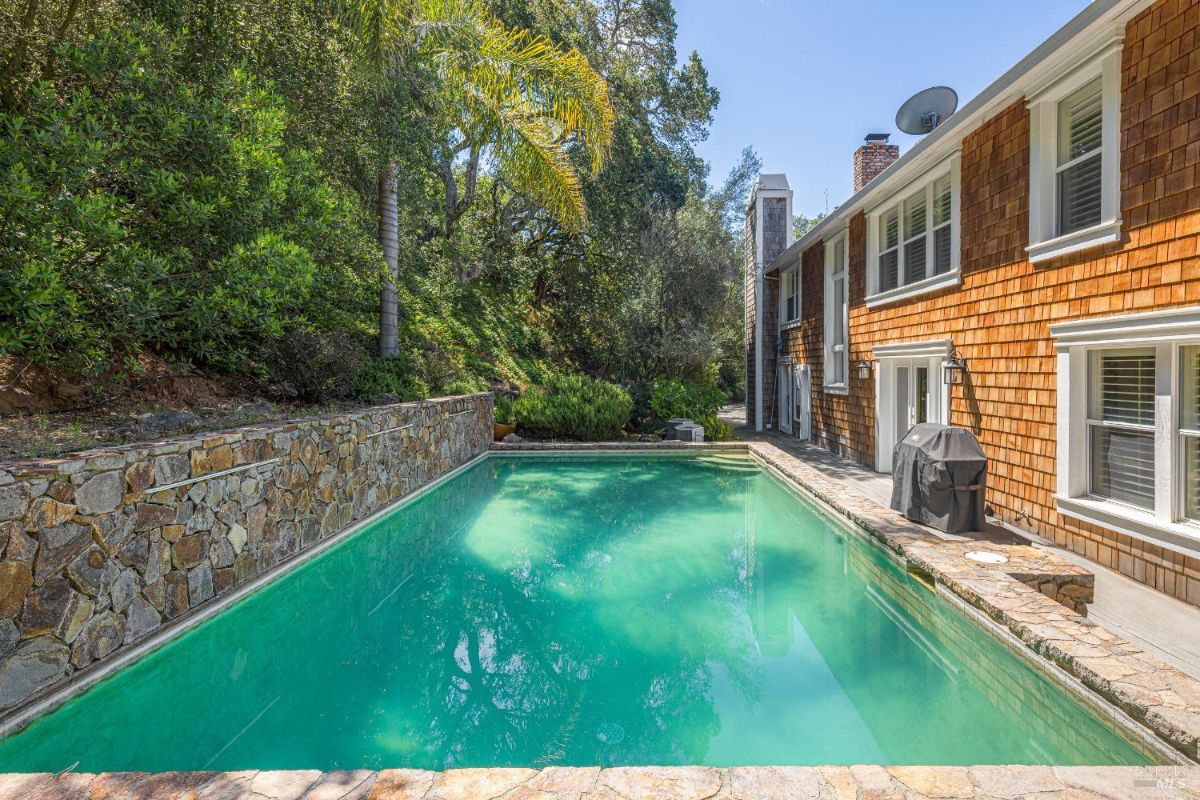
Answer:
[966, 551, 1008, 565]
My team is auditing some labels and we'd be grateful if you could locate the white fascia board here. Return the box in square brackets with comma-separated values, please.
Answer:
[1049, 306, 1200, 349]
[873, 339, 954, 359]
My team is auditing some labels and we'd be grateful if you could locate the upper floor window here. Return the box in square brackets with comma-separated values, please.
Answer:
[824, 234, 849, 392]
[780, 266, 800, 326]
[1027, 43, 1122, 263]
[866, 156, 960, 307]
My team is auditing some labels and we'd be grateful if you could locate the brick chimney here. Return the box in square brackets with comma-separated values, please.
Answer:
[853, 133, 900, 192]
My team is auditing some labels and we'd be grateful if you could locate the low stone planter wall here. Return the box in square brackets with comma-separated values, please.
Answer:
[0, 393, 492, 716]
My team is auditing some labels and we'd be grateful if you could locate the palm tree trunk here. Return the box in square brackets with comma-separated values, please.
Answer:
[377, 162, 400, 358]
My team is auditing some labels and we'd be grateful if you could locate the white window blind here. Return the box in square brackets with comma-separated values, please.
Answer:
[1180, 346, 1200, 521]
[902, 191, 927, 285]
[1057, 79, 1104, 236]
[879, 209, 899, 292]
[1087, 348, 1155, 509]
[872, 169, 954, 296]
[932, 175, 953, 275]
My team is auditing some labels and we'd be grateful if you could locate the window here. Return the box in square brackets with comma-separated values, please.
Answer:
[1057, 79, 1104, 236]
[1027, 44, 1121, 263]
[1087, 349, 1155, 509]
[1051, 308, 1200, 560]
[1181, 347, 1200, 521]
[824, 234, 849, 391]
[866, 157, 960, 306]
[780, 267, 800, 326]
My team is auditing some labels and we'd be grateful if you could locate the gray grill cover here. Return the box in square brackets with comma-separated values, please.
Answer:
[890, 423, 987, 534]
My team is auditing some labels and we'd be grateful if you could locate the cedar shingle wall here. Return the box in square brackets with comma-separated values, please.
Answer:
[775, 0, 1200, 606]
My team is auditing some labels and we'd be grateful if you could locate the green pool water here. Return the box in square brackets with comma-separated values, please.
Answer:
[0, 455, 1152, 771]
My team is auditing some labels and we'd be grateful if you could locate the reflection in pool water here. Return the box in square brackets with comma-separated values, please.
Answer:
[0, 455, 1152, 771]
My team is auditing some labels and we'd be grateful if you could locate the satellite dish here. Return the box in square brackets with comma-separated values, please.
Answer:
[896, 86, 959, 135]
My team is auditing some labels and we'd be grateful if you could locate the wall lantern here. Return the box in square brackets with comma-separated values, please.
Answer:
[943, 350, 968, 385]
[854, 360, 873, 381]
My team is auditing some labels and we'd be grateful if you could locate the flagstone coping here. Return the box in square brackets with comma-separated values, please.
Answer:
[2, 765, 1198, 799]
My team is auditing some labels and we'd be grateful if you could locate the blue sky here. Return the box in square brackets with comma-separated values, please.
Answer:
[674, 1, 1089, 217]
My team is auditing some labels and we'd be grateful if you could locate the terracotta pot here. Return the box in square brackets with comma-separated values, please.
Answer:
[494, 422, 516, 441]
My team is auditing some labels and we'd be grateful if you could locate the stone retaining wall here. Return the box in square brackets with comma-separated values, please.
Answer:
[0, 394, 492, 716]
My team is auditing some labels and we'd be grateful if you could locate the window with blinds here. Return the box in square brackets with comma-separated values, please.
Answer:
[826, 236, 848, 387]
[1180, 347, 1200, 521]
[781, 267, 800, 324]
[1087, 348, 1155, 509]
[932, 175, 953, 274]
[879, 209, 899, 292]
[872, 170, 954, 296]
[1057, 79, 1104, 236]
[903, 191, 927, 285]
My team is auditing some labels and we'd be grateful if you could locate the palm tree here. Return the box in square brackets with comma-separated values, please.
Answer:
[347, 0, 614, 358]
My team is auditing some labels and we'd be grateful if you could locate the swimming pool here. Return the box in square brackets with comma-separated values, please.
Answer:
[0, 454, 1154, 770]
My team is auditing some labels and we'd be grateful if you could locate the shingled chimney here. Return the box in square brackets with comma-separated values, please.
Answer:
[853, 133, 900, 192]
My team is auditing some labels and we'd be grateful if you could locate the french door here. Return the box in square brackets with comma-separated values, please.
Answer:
[876, 353, 946, 472]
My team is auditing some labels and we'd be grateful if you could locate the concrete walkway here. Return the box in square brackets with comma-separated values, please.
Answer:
[720, 404, 1200, 682]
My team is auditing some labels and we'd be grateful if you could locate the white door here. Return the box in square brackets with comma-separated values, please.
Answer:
[793, 364, 812, 441]
[778, 365, 792, 435]
[877, 356, 944, 472]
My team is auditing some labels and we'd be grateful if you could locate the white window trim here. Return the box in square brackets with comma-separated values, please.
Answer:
[778, 265, 802, 329]
[1051, 307, 1200, 560]
[824, 231, 850, 394]
[865, 155, 961, 308]
[1027, 41, 1123, 264]
[872, 339, 954, 473]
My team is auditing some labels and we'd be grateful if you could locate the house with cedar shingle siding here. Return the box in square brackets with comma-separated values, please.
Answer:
[744, 0, 1200, 607]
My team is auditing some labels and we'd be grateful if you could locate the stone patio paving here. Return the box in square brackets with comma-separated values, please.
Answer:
[4, 765, 1200, 799]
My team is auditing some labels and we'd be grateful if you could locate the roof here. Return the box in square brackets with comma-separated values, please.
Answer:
[765, 0, 1148, 274]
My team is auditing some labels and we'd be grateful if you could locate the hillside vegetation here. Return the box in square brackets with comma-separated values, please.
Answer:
[1, 0, 751, 438]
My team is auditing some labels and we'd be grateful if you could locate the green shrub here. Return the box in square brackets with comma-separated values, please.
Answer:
[494, 395, 515, 425]
[649, 378, 726, 423]
[350, 357, 429, 403]
[513, 373, 632, 441]
[696, 413, 735, 442]
[0, 23, 378, 372]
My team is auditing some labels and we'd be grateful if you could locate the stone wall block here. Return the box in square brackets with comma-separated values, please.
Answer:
[0, 562, 33, 619]
[25, 498, 76, 529]
[172, 534, 206, 570]
[125, 595, 160, 642]
[134, 503, 174, 533]
[70, 610, 125, 669]
[154, 454, 189, 487]
[187, 563, 213, 607]
[125, 462, 154, 492]
[20, 577, 91, 640]
[33, 523, 93, 584]
[0, 484, 31, 522]
[0, 637, 69, 710]
[93, 510, 135, 555]
[163, 572, 189, 619]
[65, 546, 116, 599]
[74, 472, 122, 517]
